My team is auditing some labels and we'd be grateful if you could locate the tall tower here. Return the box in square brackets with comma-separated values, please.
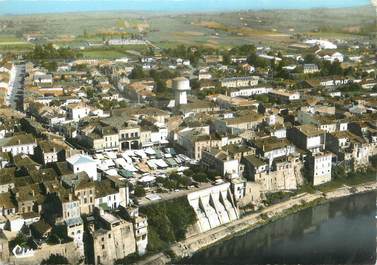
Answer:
[173, 77, 191, 107]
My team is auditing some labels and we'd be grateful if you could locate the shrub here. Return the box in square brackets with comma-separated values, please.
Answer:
[134, 185, 146, 197]
[140, 197, 197, 252]
[41, 254, 69, 265]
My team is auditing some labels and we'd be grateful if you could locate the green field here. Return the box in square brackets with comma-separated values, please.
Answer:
[80, 45, 148, 59]
[0, 5, 374, 51]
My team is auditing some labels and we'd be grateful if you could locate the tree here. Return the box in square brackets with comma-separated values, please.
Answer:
[190, 79, 200, 90]
[117, 101, 128, 108]
[11, 232, 28, 249]
[339, 83, 362, 92]
[320, 61, 343, 76]
[129, 65, 146, 79]
[230, 44, 256, 56]
[332, 165, 346, 180]
[42, 61, 57, 72]
[41, 254, 69, 265]
[27, 44, 80, 61]
[134, 185, 146, 197]
[254, 94, 270, 104]
[372, 85, 377, 93]
[140, 197, 196, 252]
[223, 52, 231, 65]
[304, 54, 317, 64]
[155, 79, 167, 94]
[193, 172, 209, 183]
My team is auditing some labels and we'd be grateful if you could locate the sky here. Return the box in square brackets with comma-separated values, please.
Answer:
[0, 0, 372, 15]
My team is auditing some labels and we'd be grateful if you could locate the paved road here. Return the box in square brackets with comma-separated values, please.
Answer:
[8, 64, 25, 111]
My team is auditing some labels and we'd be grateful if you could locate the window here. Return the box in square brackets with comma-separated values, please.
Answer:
[101, 245, 105, 250]
[108, 234, 111, 239]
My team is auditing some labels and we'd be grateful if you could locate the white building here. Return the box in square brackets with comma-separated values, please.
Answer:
[132, 214, 148, 255]
[61, 194, 81, 221]
[0, 134, 37, 156]
[65, 217, 84, 255]
[107, 39, 146, 46]
[303, 64, 319, 74]
[67, 154, 98, 181]
[33, 74, 53, 85]
[150, 125, 168, 145]
[269, 90, 300, 103]
[221, 76, 259, 88]
[309, 152, 332, 186]
[66, 103, 91, 122]
[320, 77, 350, 87]
[94, 186, 129, 210]
[319, 52, 344, 63]
[201, 148, 240, 177]
[304, 39, 337, 49]
[229, 87, 273, 98]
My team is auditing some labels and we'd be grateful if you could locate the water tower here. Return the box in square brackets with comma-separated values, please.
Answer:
[173, 77, 191, 107]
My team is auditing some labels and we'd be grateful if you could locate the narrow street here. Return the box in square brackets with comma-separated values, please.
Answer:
[7, 63, 25, 111]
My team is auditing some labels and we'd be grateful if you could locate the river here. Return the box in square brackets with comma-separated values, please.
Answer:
[181, 192, 376, 265]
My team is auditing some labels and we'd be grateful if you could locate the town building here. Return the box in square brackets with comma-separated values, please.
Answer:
[0, 134, 37, 156]
[307, 152, 332, 186]
[89, 210, 137, 265]
[269, 90, 300, 103]
[220, 76, 259, 88]
[201, 148, 240, 177]
[67, 154, 98, 181]
[288, 124, 326, 153]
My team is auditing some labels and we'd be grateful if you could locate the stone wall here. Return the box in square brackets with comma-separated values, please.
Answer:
[9, 241, 82, 265]
[254, 158, 304, 192]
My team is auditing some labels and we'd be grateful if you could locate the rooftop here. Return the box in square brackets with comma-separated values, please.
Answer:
[295, 124, 325, 137]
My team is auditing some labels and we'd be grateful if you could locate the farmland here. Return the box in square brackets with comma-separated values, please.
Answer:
[0, 5, 375, 54]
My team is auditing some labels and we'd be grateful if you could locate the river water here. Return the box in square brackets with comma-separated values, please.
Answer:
[181, 192, 376, 265]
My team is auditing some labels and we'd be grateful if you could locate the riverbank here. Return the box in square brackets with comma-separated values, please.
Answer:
[137, 181, 376, 265]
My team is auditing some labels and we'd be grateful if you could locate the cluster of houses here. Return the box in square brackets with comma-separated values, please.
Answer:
[0, 36, 376, 264]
